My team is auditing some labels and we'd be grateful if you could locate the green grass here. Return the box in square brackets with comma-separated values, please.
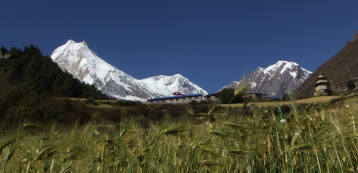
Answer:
[222, 96, 340, 108]
[2, 96, 358, 172]
[343, 97, 358, 104]
[90, 103, 116, 109]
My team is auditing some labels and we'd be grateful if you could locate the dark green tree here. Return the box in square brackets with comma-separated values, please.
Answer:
[232, 93, 245, 103]
[4, 44, 107, 99]
[8, 47, 22, 59]
[217, 89, 242, 104]
[23, 54, 41, 79]
[23, 44, 42, 56]
[0, 46, 8, 58]
[218, 88, 234, 104]
[281, 93, 290, 101]
[7, 61, 22, 82]
[347, 80, 356, 90]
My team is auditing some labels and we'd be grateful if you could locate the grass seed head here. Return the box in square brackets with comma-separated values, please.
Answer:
[164, 128, 184, 135]
[229, 150, 244, 155]
[209, 130, 228, 138]
[200, 160, 219, 167]
[223, 122, 240, 128]
[234, 82, 251, 96]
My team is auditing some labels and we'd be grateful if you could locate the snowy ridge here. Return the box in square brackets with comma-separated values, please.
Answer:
[139, 74, 206, 96]
[262, 60, 311, 79]
[221, 60, 312, 98]
[51, 40, 208, 101]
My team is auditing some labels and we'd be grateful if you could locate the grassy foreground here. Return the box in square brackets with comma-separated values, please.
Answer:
[1, 98, 358, 172]
[222, 96, 340, 108]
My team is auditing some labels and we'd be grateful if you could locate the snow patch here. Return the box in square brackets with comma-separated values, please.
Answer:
[290, 72, 297, 79]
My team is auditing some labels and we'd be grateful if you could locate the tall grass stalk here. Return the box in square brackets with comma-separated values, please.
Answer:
[2, 97, 358, 172]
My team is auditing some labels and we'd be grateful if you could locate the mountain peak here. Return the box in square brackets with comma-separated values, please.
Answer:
[63, 39, 88, 48]
[272, 60, 298, 67]
[173, 74, 184, 78]
[66, 39, 75, 44]
[51, 40, 208, 101]
[80, 41, 88, 47]
[261, 60, 310, 75]
[220, 60, 312, 97]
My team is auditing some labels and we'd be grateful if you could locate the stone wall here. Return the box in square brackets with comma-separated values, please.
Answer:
[331, 77, 358, 96]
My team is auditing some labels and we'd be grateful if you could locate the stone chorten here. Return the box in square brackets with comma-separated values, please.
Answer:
[314, 73, 329, 96]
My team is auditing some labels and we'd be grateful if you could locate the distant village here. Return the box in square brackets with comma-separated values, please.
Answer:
[147, 91, 270, 104]
[147, 73, 354, 104]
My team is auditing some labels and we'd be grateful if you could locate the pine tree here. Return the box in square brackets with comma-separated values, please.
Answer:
[0, 46, 8, 58]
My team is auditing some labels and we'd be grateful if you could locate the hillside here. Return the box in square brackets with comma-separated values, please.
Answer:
[296, 32, 358, 98]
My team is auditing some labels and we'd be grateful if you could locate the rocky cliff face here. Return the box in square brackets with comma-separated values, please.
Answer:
[221, 61, 312, 98]
[51, 40, 208, 101]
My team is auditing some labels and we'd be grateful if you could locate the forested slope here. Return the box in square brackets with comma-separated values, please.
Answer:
[2, 44, 107, 99]
[0, 44, 108, 129]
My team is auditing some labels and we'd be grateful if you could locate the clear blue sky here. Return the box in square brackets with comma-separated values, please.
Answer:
[2, 1, 358, 93]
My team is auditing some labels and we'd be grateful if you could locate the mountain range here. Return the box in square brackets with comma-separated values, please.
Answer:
[50, 31, 358, 101]
[51, 40, 208, 101]
[221, 61, 312, 98]
[51, 40, 315, 101]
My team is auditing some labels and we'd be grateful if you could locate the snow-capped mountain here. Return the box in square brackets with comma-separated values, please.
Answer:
[51, 40, 208, 101]
[221, 61, 312, 98]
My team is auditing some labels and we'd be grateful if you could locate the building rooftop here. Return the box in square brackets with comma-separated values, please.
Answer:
[147, 94, 202, 101]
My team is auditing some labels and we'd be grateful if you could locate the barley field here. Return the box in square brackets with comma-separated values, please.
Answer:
[1, 96, 358, 172]
[222, 96, 340, 108]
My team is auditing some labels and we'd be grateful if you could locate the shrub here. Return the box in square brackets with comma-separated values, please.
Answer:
[218, 88, 234, 104]
[329, 98, 340, 104]
[347, 80, 356, 90]
[273, 104, 291, 118]
[96, 108, 122, 123]
[218, 88, 244, 104]
[228, 106, 252, 116]
[281, 93, 290, 101]
[116, 100, 142, 106]
[324, 88, 333, 95]
[85, 97, 98, 105]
